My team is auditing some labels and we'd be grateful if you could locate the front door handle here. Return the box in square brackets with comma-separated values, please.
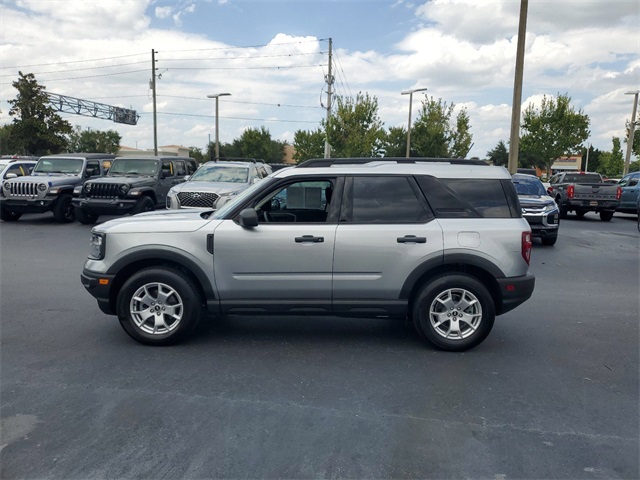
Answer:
[397, 235, 426, 244]
[295, 235, 324, 243]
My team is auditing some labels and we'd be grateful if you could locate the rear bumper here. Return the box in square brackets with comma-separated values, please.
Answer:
[81, 269, 116, 315]
[496, 273, 535, 315]
[566, 199, 619, 210]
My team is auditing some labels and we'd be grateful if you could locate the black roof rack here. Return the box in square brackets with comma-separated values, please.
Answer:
[296, 157, 489, 168]
[212, 157, 266, 164]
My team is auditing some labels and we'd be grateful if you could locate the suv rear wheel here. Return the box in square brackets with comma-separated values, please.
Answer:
[116, 267, 201, 345]
[412, 274, 495, 351]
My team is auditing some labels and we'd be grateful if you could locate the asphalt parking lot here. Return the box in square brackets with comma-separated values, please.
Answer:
[1, 211, 638, 479]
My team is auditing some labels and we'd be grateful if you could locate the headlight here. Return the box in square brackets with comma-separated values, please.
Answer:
[3, 182, 10, 190]
[38, 183, 47, 191]
[221, 191, 240, 197]
[119, 184, 130, 196]
[543, 202, 558, 213]
[88, 232, 106, 260]
[85, 183, 92, 193]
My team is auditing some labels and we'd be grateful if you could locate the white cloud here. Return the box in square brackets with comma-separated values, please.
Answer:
[155, 6, 172, 19]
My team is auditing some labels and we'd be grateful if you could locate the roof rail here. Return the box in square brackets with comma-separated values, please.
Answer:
[213, 157, 266, 164]
[296, 157, 489, 168]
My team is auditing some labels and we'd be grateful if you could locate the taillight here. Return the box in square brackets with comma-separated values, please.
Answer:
[616, 186, 622, 200]
[521, 231, 532, 265]
[567, 185, 574, 199]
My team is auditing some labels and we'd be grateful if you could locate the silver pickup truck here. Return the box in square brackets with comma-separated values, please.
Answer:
[547, 172, 621, 221]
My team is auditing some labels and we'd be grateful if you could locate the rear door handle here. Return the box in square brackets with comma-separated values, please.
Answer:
[295, 235, 324, 243]
[397, 235, 426, 244]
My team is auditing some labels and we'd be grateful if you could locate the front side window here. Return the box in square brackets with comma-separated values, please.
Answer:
[255, 180, 335, 223]
[174, 161, 186, 176]
[347, 176, 430, 224]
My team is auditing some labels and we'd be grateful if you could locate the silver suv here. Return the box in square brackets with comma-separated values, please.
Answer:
[81, 158, 535, 351]
[166, 160, 272, 210]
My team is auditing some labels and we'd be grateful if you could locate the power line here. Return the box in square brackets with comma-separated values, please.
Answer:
[161, 52, 325, 62]
[165, 64, 326, 71]
[158, 95, 322, 109]
[141, 111, 320, 124]
[1, 52, 148, 70]
[162, 38, 328, 54]
[0, 61, 150, 78]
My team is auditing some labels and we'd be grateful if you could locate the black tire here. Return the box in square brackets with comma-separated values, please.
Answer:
[116, 267, 202, 345]
[575, 210, 586, 219]
[412, 274, 495, 351]
[131, 196, 155, 215]
[599, 210, 614, 222]
[75, 208, 99, 225]
[541, 234, 558, 246]
[0, 207, 22, 222]
[52, 194, 75, 223]
[558, 199, 568, 219]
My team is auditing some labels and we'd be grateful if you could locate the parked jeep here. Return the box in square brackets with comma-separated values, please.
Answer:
[81, 157, 535, 351]
[72, 156, 189, 224]
[1, 153, 114, 223]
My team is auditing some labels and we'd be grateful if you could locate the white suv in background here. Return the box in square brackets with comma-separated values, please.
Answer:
[166, 160, 272, 210]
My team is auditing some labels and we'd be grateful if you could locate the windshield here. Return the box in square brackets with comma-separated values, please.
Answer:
[190, 165, 249, 183]
[33, 158, 83, 174]
[108, 159, 159, 176]
[512, 175, 547, 196]
[212, 178, 275, 219]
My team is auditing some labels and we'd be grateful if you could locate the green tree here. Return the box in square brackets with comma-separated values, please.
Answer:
[580, 145, 602, 172]
[0, 124, 15, 155]
[624, 121, 640, 158]
[188, 146, 205, 164]
[8, 72, 72, 155]
[323, 92, 385, 158]
[486, 140, 509, 166]
[292, 128, 325, 163]
[66, 126, 121, 153]
[599, 137, 624, 177]
[220, 126, 285, 163]
[520, 93, 590, 175]
[381, 126, 407, 157]
[410, 97, 472, 158]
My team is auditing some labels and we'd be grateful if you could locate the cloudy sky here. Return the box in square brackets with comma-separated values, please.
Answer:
[1, 0, 638, 160]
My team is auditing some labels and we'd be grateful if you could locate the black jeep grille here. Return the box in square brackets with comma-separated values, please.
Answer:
[178, 191, 218, 208]
[88, 183, 120, 199]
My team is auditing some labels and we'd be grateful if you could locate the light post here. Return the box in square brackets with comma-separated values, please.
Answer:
[401, 87, 428, 158]
[207, 93, 231, 160]
[623, 90, 639, 176]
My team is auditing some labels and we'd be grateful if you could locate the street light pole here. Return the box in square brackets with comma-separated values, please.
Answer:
[623, 90, 639, 176]
[401, 87, 428, 158]
[207, 93, 231, 160]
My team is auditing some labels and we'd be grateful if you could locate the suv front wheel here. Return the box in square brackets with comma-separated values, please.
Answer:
[412, 274, 495, 351]
[116, 267, 201, 345]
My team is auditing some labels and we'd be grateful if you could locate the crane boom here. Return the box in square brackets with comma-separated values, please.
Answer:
[45, 92, 139, 125]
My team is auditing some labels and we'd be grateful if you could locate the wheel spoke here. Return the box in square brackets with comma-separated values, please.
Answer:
[132, 306, 154, 323]
[429, 287, 483, 341]
[129, 281, 184, 336]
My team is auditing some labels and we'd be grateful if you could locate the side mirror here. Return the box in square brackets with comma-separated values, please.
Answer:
[184, 175, 191, 181]
[4, 173, 17, 179]
[85, 168, 96, 177]
[629, 178, 639, 187]
[238, 208, 259, 228]
[160, 170, 168, 179]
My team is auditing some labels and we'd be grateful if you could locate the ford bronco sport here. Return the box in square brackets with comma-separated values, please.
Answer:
[81, 158, 535, 351]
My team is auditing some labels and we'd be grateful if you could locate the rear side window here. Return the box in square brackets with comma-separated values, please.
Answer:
[416, 176, 515, 218]
[346, 176, 431, 224]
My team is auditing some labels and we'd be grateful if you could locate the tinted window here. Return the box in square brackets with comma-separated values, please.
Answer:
[349, 176, 429, 224]
[174, 161, 186, 176]
[562, 173, 601, 183]
[512, 175, 547, 196]
[417, 177, 513, 218]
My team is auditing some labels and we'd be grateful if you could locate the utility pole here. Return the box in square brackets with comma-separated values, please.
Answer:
[324, 38, 333, 159]
[508, 0, 528, 174]
[623, 90, 639, 176]
[151, 49, 158, 155]
[401, 87, 428, 158]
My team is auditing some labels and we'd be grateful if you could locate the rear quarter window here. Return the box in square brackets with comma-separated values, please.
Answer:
[416, 176, 518, 218]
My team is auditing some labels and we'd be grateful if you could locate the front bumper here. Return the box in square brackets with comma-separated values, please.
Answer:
[81, 269, 116, 315]
[496, 273, 536, 315]
[522, 211, 559, 238]
[0, 196, 57, 213]
[72, 197, 138, 215]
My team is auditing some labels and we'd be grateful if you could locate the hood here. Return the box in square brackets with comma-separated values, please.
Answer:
[94, 208, 219, 234]
[517, 194, 556, 207]
[170, 180, 248, 195]
[11, 173, 81, 186]
[88, 176, 155, 187]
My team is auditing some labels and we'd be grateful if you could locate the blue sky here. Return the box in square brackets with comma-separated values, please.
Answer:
[1, 0, 638, 160]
